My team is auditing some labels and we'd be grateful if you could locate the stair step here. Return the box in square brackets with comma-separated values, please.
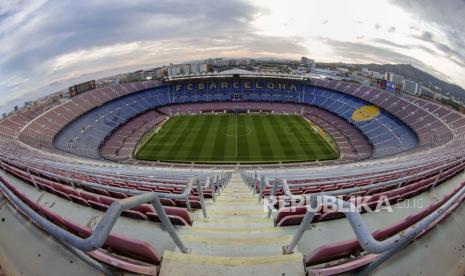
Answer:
[206, 204, 264, 210]
[208, 209, 266, 216]
[215, 197, 258, 202]
[186, 226, 281, 233]
[221, 192, 254, 196]
[207, 203, 262, 208]
[195, 216, 272, 224]
[182, 230, 284, 239]
[180, 234, 293, 246]
[221, 193, 252, 196]
[183, 239, 294, 257]
[192, 221, 274, 229]
[160, 251, 305, 276]
[179, 174, 296, 259]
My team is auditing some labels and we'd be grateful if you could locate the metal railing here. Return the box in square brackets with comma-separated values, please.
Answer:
[285, 185, 465, 255]
[0, 179, 189, 252]
[260, 175, 465, 273]
[251, 149, 465, 181]
[3, 156, 200, 188]
[1, 159, 217, 219]
[0, 160, 234, 274]
[263, 158, 450, 187]
[258, 156, 465, 205]
[0, 177, 196, 275]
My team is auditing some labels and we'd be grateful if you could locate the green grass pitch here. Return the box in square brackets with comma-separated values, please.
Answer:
[135, 114, 339, 163]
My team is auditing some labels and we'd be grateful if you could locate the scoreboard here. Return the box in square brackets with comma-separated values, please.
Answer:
[69, 80, 96, 97]
[376, 79, 386, 90]
[386, 81, 396, 92]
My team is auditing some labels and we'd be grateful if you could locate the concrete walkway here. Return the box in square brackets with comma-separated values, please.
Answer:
[159, 174, 305, 276]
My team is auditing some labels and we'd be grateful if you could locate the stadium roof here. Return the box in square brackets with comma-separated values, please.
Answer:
[218, 68, 254, 75]
[165, 69, 306, 82]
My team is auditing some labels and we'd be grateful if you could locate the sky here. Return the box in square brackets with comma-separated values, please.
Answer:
[0, 0, 464, 112]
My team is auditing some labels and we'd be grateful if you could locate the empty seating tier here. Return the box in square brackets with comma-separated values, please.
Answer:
[1, 75, 465, 275]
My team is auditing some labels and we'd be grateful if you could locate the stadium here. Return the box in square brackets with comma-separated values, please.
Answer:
[1, 68, 465, 276]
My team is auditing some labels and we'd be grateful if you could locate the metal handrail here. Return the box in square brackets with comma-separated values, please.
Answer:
[26, 164, 194, 199]
[0, 179, 189, 253]
[1, 160, 214, 219]
[261, 157, 465, 204]
[195, 178, 208, 218]
[249, 150, 465, 181]
[3, 156, 196, 188]
[58, 239, 116, 275]
[266, 178, 290, 218]
[261, 156, 463, 189]
[3, 153, 214, 180]
[284, 185, 465, 255]
[17, 157, 223, 195]
[263, 158, 451, 186]
[0, 168, 235, 274]
[263, 158, 461, 219]
[259, 175, 269, 202]
[358, 238, 410, 276]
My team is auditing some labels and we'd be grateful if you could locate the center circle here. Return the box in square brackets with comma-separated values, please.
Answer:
[222, 125, 252, 137]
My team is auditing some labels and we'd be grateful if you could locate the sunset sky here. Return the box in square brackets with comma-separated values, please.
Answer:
[1, 0, 464, 111]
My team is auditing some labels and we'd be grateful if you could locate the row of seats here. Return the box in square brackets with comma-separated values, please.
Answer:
[274, 161, 464, 226]
[312, 79, 461, 145]
[248, 157, 465, 226]
[19, 81, 161, 147]
[300, 87, 417, 157]
[260, 158, 443, 192]
[168, 84, 418, 158]
[2, 162, 194, 225]
[100, 110, 166, 161]
[30, 81, 419, 160]
[405, 94, 465, 133]
[20, 162, 215, 201]
[53, 87, 170, 159]
[2, 151, 221, 200]
[303, 108, 372, 160]
[156, 101, 373, 161]
[4, 78, 460, 169]
[0, 98, 61, 139]
[0, 176, 162, 273]
[261, 151, 452, 183]
[304, 179, 465, 267]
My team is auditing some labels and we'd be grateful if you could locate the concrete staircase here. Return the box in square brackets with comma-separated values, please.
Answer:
[159, 174, 305, 276]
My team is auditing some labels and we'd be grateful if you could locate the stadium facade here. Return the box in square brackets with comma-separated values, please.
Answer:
[0, 69, 465, 275]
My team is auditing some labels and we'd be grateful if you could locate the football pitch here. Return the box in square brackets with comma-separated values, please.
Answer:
[135, 114, 339, 163]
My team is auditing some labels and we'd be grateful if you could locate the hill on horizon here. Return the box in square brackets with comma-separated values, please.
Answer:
[354, 63, 465, 102]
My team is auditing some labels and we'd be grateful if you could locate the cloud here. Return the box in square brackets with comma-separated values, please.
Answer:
[390, 0, 465, 30]
[373, 39, 409, 49]
[417, 31, 434, 42]
[0, 0, 306, 111]
[372, 38, 440, 56]
[390, 0, 465, 71]
[0, 0, 21, 17]
[322, 38, 452, 81]
[323, 38, 416, 63]
[1, 0, 464, 113]
[411, 31, 465, 67]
